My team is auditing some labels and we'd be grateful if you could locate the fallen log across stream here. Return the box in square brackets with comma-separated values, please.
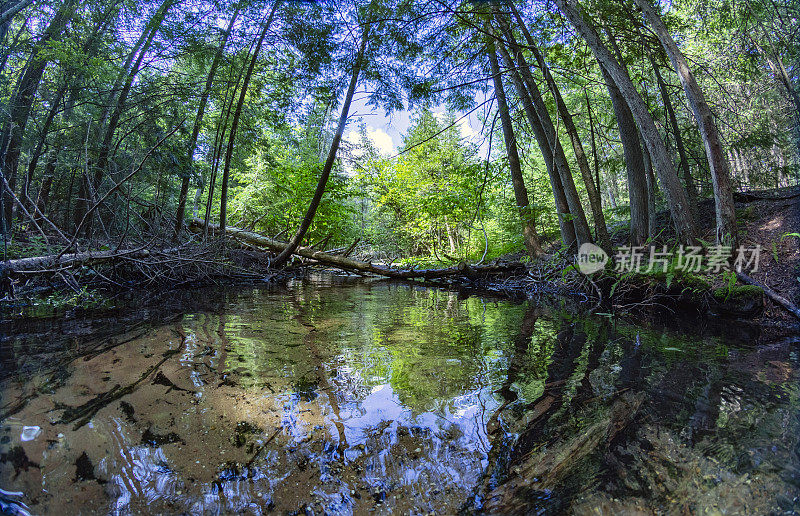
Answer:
[2, 248, 152, 273]
[189, 218, 526, 280]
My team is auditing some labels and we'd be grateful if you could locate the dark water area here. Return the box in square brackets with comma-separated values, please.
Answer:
[0, 274, 798, 514]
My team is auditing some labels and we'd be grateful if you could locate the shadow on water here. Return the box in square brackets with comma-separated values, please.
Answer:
[0, 273, 798, 514]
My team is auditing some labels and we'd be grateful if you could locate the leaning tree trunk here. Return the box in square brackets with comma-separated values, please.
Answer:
[487, 39, 546, 259]
[602, 65, 650, 245]
[750, 39, 800, 154]
[642, 142, 658, 236]
[633, 0, 736, 247]
[0, 0, 33, 43]
[585, 87, 605, 206]
[271, 19, 371, 267]
[495, 40, 576, 248]
[495, 21, 593, 247]
[506, 4, 611, 252]
[651, 58, 698, 218]
[553, 0, 697, 244]
[24, 3, 114, 217]
[174, 3, 241, 239]
[202, 47, 246, 238]
[84, 0, 176, 233]
[219, 1, 280, 233]
[0, 0, 78, 231]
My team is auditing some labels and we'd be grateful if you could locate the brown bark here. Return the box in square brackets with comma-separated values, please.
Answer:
[634, 0, 736, 246]
[554, 0, 697, 243]
[487, 39, 546, 259]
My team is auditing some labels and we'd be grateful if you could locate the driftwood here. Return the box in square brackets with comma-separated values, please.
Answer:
[737, 271, 800, 320]
[2, 222, 524, 284]
[190, 218, 526, 280]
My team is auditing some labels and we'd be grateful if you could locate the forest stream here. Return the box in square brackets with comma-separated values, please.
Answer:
[1, 274, 798, 515]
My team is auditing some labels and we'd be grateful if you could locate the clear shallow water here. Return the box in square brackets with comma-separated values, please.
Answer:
[0, 274, 798, 514]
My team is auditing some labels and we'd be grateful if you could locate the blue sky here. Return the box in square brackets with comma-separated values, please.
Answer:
[344, 89, 491, 158]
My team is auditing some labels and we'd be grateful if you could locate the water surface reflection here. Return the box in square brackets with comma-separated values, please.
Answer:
[0, 275, 797, 514]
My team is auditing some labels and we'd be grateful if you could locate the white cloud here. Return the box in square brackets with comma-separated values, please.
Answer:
[345, 126, 396, 156]
[457, 118, 477, 139]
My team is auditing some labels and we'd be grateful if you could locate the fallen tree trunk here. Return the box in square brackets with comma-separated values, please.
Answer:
[3, 248, 151, 273]
[190, 219, 526, 280]
[736, 271, 800, 320]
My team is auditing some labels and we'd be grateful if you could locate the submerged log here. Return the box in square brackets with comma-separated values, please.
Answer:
[189, 219, 526, 280]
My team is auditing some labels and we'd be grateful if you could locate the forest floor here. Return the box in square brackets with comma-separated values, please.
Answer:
[729, 186, 800, 319]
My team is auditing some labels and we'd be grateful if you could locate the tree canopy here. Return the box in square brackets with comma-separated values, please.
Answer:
[0, 0, 796, 263]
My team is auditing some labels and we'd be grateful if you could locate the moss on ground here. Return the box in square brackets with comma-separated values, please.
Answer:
[712, 284, 764, 301]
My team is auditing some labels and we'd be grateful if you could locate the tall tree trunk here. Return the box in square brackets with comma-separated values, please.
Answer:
[34, 164, 52, 222]
[495, 39, 576, 248]
[174, 4, 241, 239]
[495, 22, 593, 247]
[507, 4, 611, 251]
[219, 1, 280, 233]
[601, 65, 649, 245]
[22, 80, 67, 210]
[487, 40, 545, 259]
[651, 59, 698, 218]
[634, 0, 736, 246]
[73, 0, 173, 231]
[0, 0, 78, 231]
[642, 141, 658, 237]
[585, 87, 604, 206]
[271, 19, 371, 267]
[202, 59, 244, 238]
[553, 0, 697, 243]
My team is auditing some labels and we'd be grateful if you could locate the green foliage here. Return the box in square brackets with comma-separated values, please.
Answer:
[0, 0, 795, 268]
[354, 108, 488, 260]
